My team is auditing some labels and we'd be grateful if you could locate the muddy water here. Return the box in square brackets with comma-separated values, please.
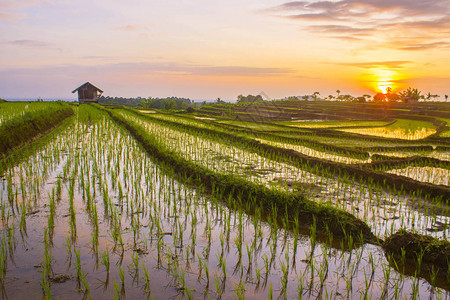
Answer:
[0, 107, 448, 299]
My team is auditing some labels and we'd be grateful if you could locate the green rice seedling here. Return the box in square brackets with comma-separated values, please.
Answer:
[0, 239, 7, 281]
[213, 273, 222, 296]
[19, 201, 27, 233]
[118, 265, 125, 287]
[141, 263, 151, 294]
[91, 231, 99, 257]
[234, 281, 245, 300]
[80, 270, 92, 300]
[268, 283, 273, 300]
[220, 255, 227, 279]
[64, 236, 72, 264]
[429, 266, 438, 288]
[113, 280, 121, 300]
[41, 266, 51, 299]
[131, 252, 139, 279]
[279, 258, 288, 298]
[297, 270, 305, 299]
[43, 229, 52, 275]
[101, 248, 110, 275]
[55, 176, 61, 201]
[74, 248, 82, 281]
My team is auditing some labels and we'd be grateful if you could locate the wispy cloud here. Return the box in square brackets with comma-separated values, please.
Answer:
[0, 62, 297, 79]
[0, 0, 54, 21]
[308, 24, 374, 37]
[335, 61, 412, 69]
[4, 39, 51, 47]
[0, 0, 54, 9]
[266, 0, 450, 51]
[0, 11, 20, 20]
[104, 62, 295, 77]
[397, 42, 450, 51]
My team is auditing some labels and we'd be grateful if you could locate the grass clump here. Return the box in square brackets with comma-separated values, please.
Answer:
[0, 102, 74, 155]
[383, 229, 450, 276]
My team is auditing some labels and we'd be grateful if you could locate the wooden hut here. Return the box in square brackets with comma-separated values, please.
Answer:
[72, 82, 103, 104]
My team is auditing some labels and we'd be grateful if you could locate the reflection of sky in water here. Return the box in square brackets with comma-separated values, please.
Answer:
[387, 166, 449, 186]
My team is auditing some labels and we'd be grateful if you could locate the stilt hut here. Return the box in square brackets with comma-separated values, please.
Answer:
[72, 82, 103, 104]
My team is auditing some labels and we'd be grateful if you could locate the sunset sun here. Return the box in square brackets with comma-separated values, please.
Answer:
[378, 83, 392, 94]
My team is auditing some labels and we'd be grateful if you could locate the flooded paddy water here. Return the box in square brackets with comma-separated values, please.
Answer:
[0, 105, 448, 299]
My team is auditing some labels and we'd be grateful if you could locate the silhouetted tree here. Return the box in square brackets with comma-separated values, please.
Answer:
[237, 94, 264, 103]
[313, 91, 320, 101]
[399, 87, 421, 103]
[373, 93, 386, 102]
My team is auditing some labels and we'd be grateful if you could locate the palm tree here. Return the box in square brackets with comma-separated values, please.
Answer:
[336, 90, 341, 98]
[313, 91, 320, 101]
[399, 87, 421, 103]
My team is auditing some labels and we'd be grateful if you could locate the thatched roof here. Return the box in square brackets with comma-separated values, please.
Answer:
[72, 82, 103, 93]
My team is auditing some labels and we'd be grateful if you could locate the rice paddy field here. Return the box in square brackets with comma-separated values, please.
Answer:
[0, 100, 449, 299]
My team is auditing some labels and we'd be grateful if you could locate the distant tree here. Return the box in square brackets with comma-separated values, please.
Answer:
[384, 87, 402, 102]
[373, 93, 386, 102]
[302, 95, 309, 101]
[328, 95, 335, 101]
[237, 94, 264, 103]
[357, 96, 366, 103]
[425, 92, 439, 101]
[341, 94, 354, 101]
[100, 96, 191, 109]
[313, 91, 320, 101]
[446, 95, 449, 102]
[216, 97, 225, 104]
[336, 90, 341, 98]
[399, 87, 421, 103]
[386, 92, 401, 102]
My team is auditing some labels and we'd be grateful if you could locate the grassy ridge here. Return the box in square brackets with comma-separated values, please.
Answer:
[383, 230, 450, 280]
[103, 106, 377, 242]
[0, 102, 74, 155]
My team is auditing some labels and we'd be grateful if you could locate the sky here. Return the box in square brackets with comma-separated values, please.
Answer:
[1, 0, 449, 101]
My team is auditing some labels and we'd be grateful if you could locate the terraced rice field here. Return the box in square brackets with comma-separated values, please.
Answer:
[0, 101, 449, 299]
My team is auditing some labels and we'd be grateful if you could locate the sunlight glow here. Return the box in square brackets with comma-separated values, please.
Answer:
[374, 69, 397, 93]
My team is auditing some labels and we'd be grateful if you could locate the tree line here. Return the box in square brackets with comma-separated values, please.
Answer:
[99, 96, 192, 110]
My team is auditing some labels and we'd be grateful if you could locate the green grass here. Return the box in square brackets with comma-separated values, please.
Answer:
[340, 119, 437, 140]
[0, 101, 74, 155]
[0, 101, 65, 125]
[389, 119, 437, 132]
